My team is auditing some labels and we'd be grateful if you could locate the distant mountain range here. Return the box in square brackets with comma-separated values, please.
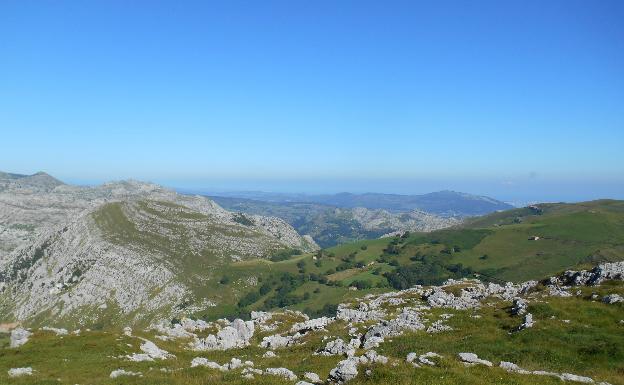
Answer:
[204, 190, 513, 217]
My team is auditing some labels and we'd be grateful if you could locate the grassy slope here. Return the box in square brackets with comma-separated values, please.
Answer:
[454, 199, 624, 281]
[0, 281, 622, 385]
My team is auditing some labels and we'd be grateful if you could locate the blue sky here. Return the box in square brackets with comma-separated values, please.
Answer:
[1, 0, 623, 202]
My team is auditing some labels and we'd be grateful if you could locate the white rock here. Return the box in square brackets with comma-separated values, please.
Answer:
[10, 328, 32, 348]
[458, 352, 492, 367]
[110, 369, 141, 378]
[290, 317, 333, 333]
[560, 373, 595, 383]
[8, 367, 32, 377]
[602, 294, 623, 304]
[304, 371, 321, 383]
[41, 326, 68, 335]
[329, 357, 360, 383]
[190, 357, 226, 371]
[265, 367, 298, 381]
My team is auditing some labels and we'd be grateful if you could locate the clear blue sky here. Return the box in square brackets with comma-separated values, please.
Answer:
[1, 0, 623, 202]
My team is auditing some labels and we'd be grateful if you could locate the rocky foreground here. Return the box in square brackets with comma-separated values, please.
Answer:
[2, 261, 623, 384]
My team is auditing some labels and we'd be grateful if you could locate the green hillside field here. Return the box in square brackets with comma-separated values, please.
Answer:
[206, 200, 624, 320]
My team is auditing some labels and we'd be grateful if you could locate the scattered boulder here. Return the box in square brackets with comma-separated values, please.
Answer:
[290, 317, 333, 334]
[263, 350, 277, 358]
[191, 357, 252, 371]
[407, 352, 441, 367]
[260, 333, 303, 349]
[511, 298, 528, 315]
[418, 352, 441, 366]
[191, 319, 254, 351]
[337, 305, 385, 323]
[602, 294, 623, 304]
[559, 373, 594, 383]
[8, 367, 32, 377]
[517, 313, 534, 331]
[316, 338, 359, 357]
[304, 372, 321, 383]
[362, 308, 425, 348]
[458, 352, 492, 367]
[192, 357, 227, 371]
[127, 339, 173, 361]
[500, 361, 604, 384]
[329, 357, 360, 383]
[110, 369, 141, 378]
[359, 350, 388, 364]
[426, 319, 452, 333]
[558, 262, 624, 286]
[41, 326, 68, 335]
[10, 328, 32, 348]
[499, 361, 530, 374]
[265, 367, 298, 381]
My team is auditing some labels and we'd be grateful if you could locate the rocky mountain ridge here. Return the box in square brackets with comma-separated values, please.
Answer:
[0, 172, 318, 327]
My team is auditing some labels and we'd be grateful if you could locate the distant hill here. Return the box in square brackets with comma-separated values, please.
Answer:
[210, 196, 459, 248]
[207, 190, 513, 217]
[0, 171, 64, 193]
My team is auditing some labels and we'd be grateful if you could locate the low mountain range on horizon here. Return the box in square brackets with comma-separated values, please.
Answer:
[201, 190, 514, 217]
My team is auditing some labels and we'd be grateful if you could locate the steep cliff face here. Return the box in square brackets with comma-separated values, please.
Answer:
[0, 174, 318, 327]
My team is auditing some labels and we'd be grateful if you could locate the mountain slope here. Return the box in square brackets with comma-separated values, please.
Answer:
[0, 173, 318, 328]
